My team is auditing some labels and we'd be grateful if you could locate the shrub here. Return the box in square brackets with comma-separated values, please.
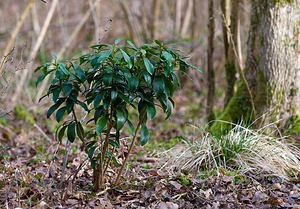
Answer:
[36, 39, 200, 190]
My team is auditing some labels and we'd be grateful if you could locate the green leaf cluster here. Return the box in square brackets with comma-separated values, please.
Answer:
[36, 39, 200, 186]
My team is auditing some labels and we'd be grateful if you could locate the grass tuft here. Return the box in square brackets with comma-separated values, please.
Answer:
[163, 122, 300, 179]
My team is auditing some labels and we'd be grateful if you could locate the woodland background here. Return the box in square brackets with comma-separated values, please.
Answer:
[0, 0, 300, 208]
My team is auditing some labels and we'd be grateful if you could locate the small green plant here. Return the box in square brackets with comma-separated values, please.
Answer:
[36, 39, 200, 191]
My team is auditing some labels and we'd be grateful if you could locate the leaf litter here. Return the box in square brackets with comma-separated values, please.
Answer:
[1, 101, 300, 208]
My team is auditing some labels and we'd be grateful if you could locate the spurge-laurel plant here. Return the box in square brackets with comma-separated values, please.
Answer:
[36, 40, 200, 191]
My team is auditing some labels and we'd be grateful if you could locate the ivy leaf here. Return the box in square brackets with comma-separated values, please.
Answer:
[147, 104, 156, 120]
[141, 124, 150, 146]
[120, 49, 133, 69]
[116, 109, 126, 130]
[96, 115, 108, 134]
[67, 122, 76, 143]
[143, 57, 154, 75]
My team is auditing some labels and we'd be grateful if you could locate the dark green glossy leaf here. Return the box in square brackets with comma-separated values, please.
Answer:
[47, 98, 65, 118]
[162, 51, 173, 66]
[103, 96, 110, 110]
[179, 58, 202, 72]
[143, 57, 154, 75]
[171, 73, 179, 88]
[153, 76, 165, 95]
[129, 76, 139, 90]
[94, 92, 105, 108]
[111, 90, 118, 102]
[53, 88, 60, 102]
[116, 109, 126, 130]
[67, 122, 76, 143]
[73, 64, 86, 81]
[118, 92, 130, 104]
[66, 99, 74, 113]
[88, 146, 98, 159]
[58, 125, 67, 142]
[62, 82, 72, 97]
[94, 106, 104, 123]
[56, 106, 66, 122]
[76, 100, 89, 111]
[58, 63, 69, 75]
[165, 100, 172, 119]
[97, 49, 112, 63]
[147, 104, 156, 120]
[103, 73, 112, 85]
[120, 49, 132, 69]
[127, 119, 135, 135]
[76, 121, 85, 141]
[141, 124, 150, 146]
[143, 73, 152, 87]
[109, 139, 119, 148]
[36, 72, 45, 86]
[96, 115, 108, 134]
[154, 40, 163, 47]
[91, 158, 97, 169]
[127, 40, 137, 50]
[90, 44, 112, 50]
[86, 140, 97, 149]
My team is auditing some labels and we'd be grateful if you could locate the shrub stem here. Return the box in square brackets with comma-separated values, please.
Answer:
[114, 109, 146, 185]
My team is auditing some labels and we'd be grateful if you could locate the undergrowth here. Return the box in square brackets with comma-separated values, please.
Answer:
[164, 121, 300, 179]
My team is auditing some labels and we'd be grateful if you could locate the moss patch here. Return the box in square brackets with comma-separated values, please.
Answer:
[210, 82, 253, 137]
[13, 105, 35, 124]
[0, 116, 8, 125]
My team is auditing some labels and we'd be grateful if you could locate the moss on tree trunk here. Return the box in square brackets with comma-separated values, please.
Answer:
[211, 0, 300, 136]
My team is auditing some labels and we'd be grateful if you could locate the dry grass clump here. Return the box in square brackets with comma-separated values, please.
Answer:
[164, 122, 300, 179]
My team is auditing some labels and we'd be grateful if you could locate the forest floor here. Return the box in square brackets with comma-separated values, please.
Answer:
[1, 132, 300, 209]
[1, 91, 300, 209]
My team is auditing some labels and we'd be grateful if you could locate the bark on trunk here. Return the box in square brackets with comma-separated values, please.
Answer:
[212, 0, 300, 135]
[206, 0, 215, 123]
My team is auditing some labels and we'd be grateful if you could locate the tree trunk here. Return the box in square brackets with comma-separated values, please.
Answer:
[212, 0, 300, 135]
[206, 0, 215, 123]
